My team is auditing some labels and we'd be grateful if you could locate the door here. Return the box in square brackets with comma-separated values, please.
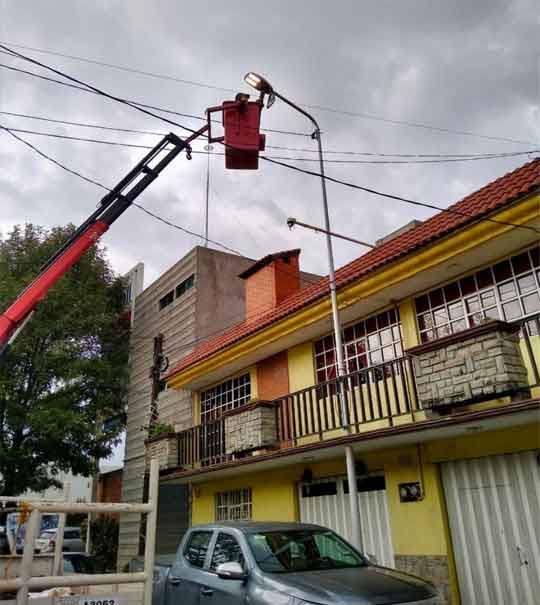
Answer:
[441, 451, 540, 605]
[298, 474, 395, 567]
[203, 531, 248, 604]
[168, 529, 214, 605]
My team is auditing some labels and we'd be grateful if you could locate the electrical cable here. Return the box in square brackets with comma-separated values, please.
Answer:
[1, 40, 537, 147]
[4, 126, 538, 165]
[2, 44, 538, 236]
[0, 58, 309, 138]
[4, 110, 537, 158]
[260, 156, 540, 234]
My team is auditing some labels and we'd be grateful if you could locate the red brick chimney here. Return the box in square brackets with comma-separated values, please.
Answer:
[239, 249, 301, 320]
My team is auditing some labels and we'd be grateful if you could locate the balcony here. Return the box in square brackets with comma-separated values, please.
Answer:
[170, 314, 540, 473]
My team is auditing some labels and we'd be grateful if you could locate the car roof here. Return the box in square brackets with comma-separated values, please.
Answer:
[190, 521, 327, 534]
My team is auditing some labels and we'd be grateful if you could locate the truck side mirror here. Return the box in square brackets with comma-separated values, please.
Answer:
[216, 561, 248, 580]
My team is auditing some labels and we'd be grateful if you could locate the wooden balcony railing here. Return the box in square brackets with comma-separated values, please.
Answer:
[275, 356, 419, 445]
[177, 418, 231, 470]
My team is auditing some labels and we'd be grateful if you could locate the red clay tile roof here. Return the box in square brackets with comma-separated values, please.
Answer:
[166, 159, 540, 380]
[238, 248, 301, 279]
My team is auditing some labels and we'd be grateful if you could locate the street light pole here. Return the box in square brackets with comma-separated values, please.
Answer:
[244, 73, 363, 551]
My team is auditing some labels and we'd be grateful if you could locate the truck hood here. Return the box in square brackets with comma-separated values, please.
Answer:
[263, 565, 436, 605]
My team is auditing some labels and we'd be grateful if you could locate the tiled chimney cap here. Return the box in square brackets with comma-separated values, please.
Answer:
[239, 249, 301, 280]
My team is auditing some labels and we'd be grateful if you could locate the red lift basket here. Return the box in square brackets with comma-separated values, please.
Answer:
[221, 98, 266, 169]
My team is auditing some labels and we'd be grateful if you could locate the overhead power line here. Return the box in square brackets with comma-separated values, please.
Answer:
[1, 40, 537, 147]
[261, 156, 540, 234]
[3, 110, 538, 159]
[2, 43, 538, 236]
[4, 125, 538, 165]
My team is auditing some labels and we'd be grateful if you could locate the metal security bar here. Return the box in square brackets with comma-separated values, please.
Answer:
[0, 459, 160, 605]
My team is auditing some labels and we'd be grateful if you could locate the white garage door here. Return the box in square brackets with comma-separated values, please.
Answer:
[442, 451, 540, 605]
[299, 475, 395, 567]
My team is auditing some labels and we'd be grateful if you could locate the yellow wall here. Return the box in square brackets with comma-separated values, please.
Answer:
[287, 342, 315, 391]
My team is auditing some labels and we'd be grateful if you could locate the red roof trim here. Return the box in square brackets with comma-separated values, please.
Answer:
[166, 159, 540, 380]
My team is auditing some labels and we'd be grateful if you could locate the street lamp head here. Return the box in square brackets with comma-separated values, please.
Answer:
[244, 72, 273, 94]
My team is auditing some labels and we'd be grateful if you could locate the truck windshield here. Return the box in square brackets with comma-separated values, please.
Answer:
[246, 529, 367, 573]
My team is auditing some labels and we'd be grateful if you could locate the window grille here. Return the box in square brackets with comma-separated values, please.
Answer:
[314, 308, 402, 383]
[215, 488, 252, 521]
[415, 246, 540, 343]
[200, 373, 251, 422]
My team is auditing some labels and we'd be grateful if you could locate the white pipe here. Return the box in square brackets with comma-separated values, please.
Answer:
[16, 509, 41, 605]
[345, 446, 363, 551]
[53, 483, 70, 576]
[143, 460, 159, 605]
[0, 572, 147, 593]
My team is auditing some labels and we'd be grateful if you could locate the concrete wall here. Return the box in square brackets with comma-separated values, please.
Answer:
[118, 247, 252, 567]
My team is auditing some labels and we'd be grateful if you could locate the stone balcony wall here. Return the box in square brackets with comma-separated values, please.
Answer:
[224, 401, 277, 455]
[145, 433, 178, 470]
[407, 320, 529, 409]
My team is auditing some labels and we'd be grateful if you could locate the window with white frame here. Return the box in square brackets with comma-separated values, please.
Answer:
[200, 373, 251, 422]
[415, 246, 540, 343]
[215, 488, 252, 521]
[314, 308, 403, 383]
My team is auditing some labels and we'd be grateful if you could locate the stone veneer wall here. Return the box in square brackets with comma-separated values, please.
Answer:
[224, 402, 277, 455]
[145, 433, 178, 470]
[394, 555, 451, 604]
[407, 320, 529, 409]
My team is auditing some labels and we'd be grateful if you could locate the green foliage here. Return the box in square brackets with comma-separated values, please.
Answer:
[88, 516, 119, 572]
[0, 224, 129, 496]
[148, 422, 175, 439]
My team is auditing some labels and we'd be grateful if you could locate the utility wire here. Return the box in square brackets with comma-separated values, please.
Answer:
[261, 156, 540, 234]
[4, 126, 538, 165]
[1, 40, 537, 147]
[7, 110, 534, 158]
[0, 58, 309, 138]
[3, 44, 538, 235]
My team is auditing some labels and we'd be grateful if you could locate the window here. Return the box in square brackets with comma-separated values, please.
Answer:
[200, 373, 251, 422]
[176, 274, 195, 298]
[215, 488, 252, 522]
[183, 531, 213, 568]
[158, 290, 174, 310]
[247, 529, 366, 573]
[210, 533, 246, 571]
[314, 308, 402, 383]
[415, 246, 540, 343]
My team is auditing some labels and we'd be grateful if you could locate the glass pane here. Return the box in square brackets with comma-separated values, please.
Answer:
[493, 260, 512, 282]
[429, 288, 444, 308]
[377, 311, 389, 329]
[370, 350, 382, 365]
[211, 533, 245, 571]
[343, 326, 355, 342]
[418, 313, 431, 330]
[366, 316, 377, 334]
[395, 342, 403, 357]
[389, 308, 398, 324]
[448, 301, 464, 320]
[382, 345, 394, 361]
[460, 275, 477, 296]
[466, 296, 480, 313]
[484, 307, 500, 320]
[522, 292, 540, 314]
[444, 281, 460, 303]
[451, 319, 467, 333]
[355, 322, 365, 338]
[416, 294, 429, 313]
[392, 325, 401, 340]
[184, 531, 212, 568]
[517, 273, 536, 294]
[421, 330, 435, 343]
[317, 369, 327, 383]
[476, 267, 494, 289]
[325, 351, 336, 366]
[368, 333, 379, 350]
[437, 325, 452, 338]
[324, 335, 334, 349]
[480, 289, 496, 307]
[433, 307, 449, 326]
[380, 328, 393, 346]
[511, 252, 532, 275]
[468, 312, 483, 327]
[498, 281, 517, 301]
[502, 299, 522, 321]
[358, 354, 368, 369]
[314, 340, 324, 355]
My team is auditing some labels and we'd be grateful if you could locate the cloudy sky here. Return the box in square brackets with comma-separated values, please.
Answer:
[1, 0, 538, 288]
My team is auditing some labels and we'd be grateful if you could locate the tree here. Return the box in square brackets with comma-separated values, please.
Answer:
[0, 224, 129, 496]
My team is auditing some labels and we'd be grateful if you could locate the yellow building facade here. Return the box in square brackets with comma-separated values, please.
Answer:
[163, 161, 540, 604]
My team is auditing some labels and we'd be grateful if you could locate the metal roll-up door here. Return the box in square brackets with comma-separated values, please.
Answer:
[441, 451, 540, 605]
[298, 475, 395, 567]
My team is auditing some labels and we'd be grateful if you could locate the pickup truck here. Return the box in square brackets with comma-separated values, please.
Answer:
[151, 521, 437, 605]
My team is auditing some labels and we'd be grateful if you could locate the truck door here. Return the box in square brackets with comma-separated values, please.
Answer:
[167, 530, 214, 605]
